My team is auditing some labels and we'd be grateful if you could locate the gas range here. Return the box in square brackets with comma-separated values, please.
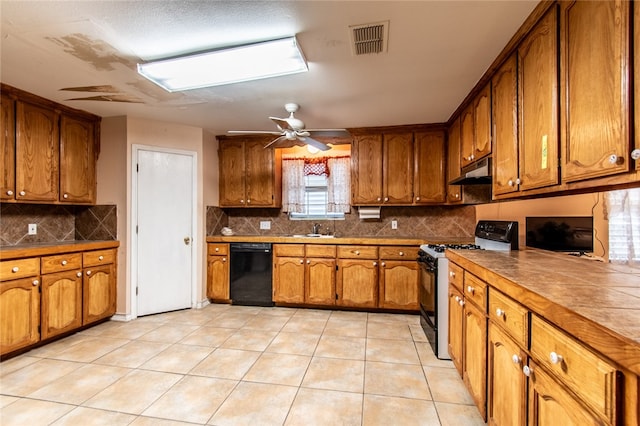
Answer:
[419, 243, 482, 258]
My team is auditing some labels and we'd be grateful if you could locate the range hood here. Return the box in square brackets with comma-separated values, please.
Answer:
[449, 157, 492, 185]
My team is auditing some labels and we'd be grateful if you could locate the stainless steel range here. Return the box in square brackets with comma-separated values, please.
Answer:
[417, 220, 518, 359]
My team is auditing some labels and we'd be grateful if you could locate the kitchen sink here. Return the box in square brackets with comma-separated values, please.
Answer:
[290, 234, 335, 238]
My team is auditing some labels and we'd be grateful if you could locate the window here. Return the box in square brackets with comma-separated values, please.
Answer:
[289, 174, 344, 219]
[607, 188, 640, 264]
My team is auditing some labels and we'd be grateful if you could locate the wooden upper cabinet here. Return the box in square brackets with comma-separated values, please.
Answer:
[245, 139, 279, 207]
[461, 84, 491, 168]
[219, 140, 246, 206]
[492, 54, 519, 196]
[635, 3, 639, 171]
[383, 132, 413, 204]
[447, 118, 462, 203]
[59, 115, 96, 204]
[518, 6, 560, 192]
[351, 134, 383, 204]
[15, 101, 59, 201]
[560, 0, 630, 182]
[1, 94, 15, 201]
[414, 130, 445, 204]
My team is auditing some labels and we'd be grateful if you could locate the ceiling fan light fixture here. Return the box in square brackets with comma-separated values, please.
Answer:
[137, 36, 308, 92]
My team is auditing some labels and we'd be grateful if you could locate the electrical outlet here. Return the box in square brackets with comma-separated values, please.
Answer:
[391, 220, 398, 230]
[260, 221, 271, 230]
[28, 223, 37, 235]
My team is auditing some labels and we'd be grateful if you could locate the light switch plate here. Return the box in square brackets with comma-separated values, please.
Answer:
[391, 220, 398, 230]
[28, 223, 37, 235]
[260, 221, 271, 230]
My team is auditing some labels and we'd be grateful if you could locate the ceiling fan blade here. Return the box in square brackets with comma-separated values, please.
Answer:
[228, 130, 282, 135]
[270, 117, 294, 131]
[299, 136, 331, 151]
[264, 135, 288, 149]
[305, 129, 351, 137]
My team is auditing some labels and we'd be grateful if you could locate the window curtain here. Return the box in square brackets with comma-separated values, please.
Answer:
[327, 156, 351, 213]
[606, 188, 640, 264]
[282, 158, 305, 213]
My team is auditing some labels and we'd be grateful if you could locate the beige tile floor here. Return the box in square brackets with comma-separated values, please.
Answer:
[0, 304, 485, 425]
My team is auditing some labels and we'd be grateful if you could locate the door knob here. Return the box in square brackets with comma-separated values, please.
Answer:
[184, 237, 191, 245]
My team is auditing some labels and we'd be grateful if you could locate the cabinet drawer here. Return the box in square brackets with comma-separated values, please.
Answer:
[305, 244, 336, 258]
[530, 314, 620, 422]
[0, 258, 40, 281]
[463, 273, 486, 309]
[274, 244, 304, 257]
[41, 253, 82, 274]
[208, 244, 229, 256]
[379, 246, 418, 260]
[337, 245, 378, 259]
[488, 288, 528, 347]
[448, 262, 464, 292]
[83, 249, 116, 267]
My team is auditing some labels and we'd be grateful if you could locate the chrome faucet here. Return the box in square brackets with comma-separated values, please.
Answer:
[312, 223, 321, 234]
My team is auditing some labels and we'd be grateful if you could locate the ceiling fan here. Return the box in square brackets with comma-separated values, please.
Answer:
[228, 103, 349, 151]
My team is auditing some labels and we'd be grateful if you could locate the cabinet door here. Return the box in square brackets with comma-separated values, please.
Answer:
[83, 264, 116, 325]
[0, 277, 40, 355]
[473, 84, 492, 162]
[273, 256, 305, 303]
[635, 3, 640, 171]
[528, 360, 603, 425]
[41, 270, 83, 339]
[207, 255, 229, 300]
[414, 131, 446, 204]
[305, 257, 336, 305]
[245, 140, 275, 206]
[518, 6, 560, 191]
[379, 260, 418, 310]
[59, 115, 96, 203]
[447, 118, 463, 203]
[336, 258, 377, 308]
[15, 101, 59, 201]
[492, 54, 519, 196]
[1, 94, 15, 201]
[219, 140, 246, 206]
[463, 301, 488, 420]
[460, 105, 475, 167]
[448, 285, 464, 373]
[561, 0, 630, 182]
[383, 133, 413, 204]
[351, 134, 383, 204]
[488, 323, 527, 426]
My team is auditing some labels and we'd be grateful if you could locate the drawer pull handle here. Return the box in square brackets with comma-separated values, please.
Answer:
[399, 251, 404, 256]
[495, 308, 504, 318]
[215, 247, 219, 252]
[32, 279, 39, 286]
[11, 266, 19, 273]
[511, 354, 521, 365]
[522, 365, 531, 377]
[549, 352, 563, 365]
[466, 285, 474, 294]
[77, 272, 82, 278]
[61, 260, 68, 266]
[355, 250, 360, 255]
[98, 255, 104, 261]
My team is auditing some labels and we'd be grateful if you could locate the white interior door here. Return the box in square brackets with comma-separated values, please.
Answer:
[135, 148, 194, 316]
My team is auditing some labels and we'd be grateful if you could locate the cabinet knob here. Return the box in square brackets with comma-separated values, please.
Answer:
[306, 260, 311, 264]
[631, 149, 640, 161]
[19, 190, 26, 196]
[381, 262, 386, 267]
[355, 250, 360, 255]
[416, 197, 420, 201]
[376, 197, 381, 201]
[222, 257, 227, 262]
[399, 251, 404, 256]
[32, 279, 39, 286]
[507, 179, 514, 187]
[449, 271, 456, 278]
[240, 199, 244, 204]
[215, 247, 219, 252]
[384, 197, 389, 202]
[11, 266, 19, 273]
[6, 190, 13, 196]
[549, 351, 563, 365]
[495, 308, 504, 318]
[458, 299, 464, 307]
[608, 154, 621, 165]
[63, 193, 69, 199]
[455, 193, 460, 199]
[61, 260, 68, 266]
[515, 178, 521, 185]
[247, 199, 251, 204]
[299, 259, 304, 264]
[77, 272, 82, 278]
[522, 365, 531, 377]
[512, 354, 521, 365]
[373, 261, 378, 266]
[466, 285, 474, 294]
[98, 255, 104, 261]
[86, 270, 92, 276]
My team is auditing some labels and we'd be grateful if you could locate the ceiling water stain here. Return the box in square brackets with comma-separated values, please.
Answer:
[65, 94, 144, 103]
[46, 33, 135, 71]
[60, 85, 120, 93]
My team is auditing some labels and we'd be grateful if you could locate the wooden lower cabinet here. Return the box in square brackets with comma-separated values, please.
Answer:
[0, 277, 40, 355]
[379, 260, 418, 310]
[305, 257, 336, 305]
[273, 256, 305, 304]
[463, 300, 487, 420]
[207, 243, 229, 301]
[448, 285, 464, 373]
[41, 270, 83, 339]
[336, 258, 378, 308]
[83, 264, 116, 325]
[488, 323, 527, 426]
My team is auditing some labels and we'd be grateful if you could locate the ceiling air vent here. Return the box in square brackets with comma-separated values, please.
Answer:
[349, 21, 389, 56]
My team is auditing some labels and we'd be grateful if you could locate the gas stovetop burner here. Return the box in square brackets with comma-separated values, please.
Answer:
[426, 243, 482, 253]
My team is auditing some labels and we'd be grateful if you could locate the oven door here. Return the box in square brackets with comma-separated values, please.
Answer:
[418, 258, 436, 327]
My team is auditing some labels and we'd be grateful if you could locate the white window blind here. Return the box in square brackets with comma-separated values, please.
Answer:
[290, 174, 344, 219]
[607, 188, 640, 264]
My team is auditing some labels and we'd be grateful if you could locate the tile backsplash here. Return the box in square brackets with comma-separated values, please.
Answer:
[0, 204, 117, 246]
[207, 205, 476, 239]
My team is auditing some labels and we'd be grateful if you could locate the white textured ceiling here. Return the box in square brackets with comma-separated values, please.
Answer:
[0, 1, 538, 136]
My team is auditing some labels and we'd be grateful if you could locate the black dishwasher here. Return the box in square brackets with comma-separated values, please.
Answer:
[229, 243, 274, 306]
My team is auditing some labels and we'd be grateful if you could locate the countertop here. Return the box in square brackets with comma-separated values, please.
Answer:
[446, 248, 640, 375]
[206, 235, 473, 246]
[0, 240, 120, 260]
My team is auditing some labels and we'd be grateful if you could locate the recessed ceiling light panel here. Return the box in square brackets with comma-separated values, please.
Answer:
[137, 36, 308, 92]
